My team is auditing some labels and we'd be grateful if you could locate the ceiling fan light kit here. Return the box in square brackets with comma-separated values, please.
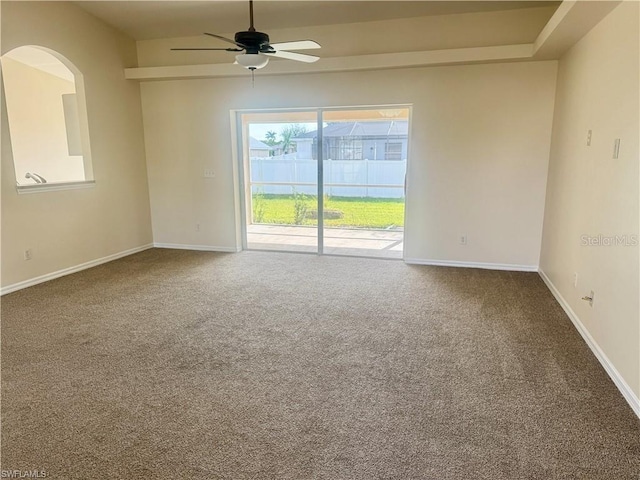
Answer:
[235, 53, 269, 70]
[172, 0, 321, 73]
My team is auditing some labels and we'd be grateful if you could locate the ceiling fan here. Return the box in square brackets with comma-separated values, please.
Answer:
[171, 0, 321, 71]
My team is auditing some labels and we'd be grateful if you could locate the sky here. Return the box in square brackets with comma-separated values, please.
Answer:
[249, 123, 318, 142]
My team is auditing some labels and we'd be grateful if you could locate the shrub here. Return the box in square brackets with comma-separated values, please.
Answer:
[252, 188, 266, 223]
[292, 188, 309, 225]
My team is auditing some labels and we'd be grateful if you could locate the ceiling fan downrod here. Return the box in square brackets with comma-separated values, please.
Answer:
[248, 0, 255, 32]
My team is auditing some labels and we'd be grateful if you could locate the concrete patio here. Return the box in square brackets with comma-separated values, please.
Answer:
[247, 224, 404, 259]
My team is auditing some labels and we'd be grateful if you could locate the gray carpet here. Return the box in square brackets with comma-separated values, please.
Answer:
[2, 248, 639, 479]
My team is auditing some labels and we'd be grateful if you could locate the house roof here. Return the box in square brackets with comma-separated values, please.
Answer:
[249, 137, 272, 150]
[297, 121, 408, 139]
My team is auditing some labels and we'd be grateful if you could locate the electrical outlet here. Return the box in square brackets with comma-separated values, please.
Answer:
[586, 130, 592, 146]
[459, 235, 467, 245]
[196, 223, 200, 232]
[24, 249, 32, 261]
[573, 272, 578, 288]
[204, 169, 215, 178]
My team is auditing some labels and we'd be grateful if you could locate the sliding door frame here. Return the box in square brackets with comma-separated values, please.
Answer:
[316, 110, 324, 252]
[235, 104, 411, 257]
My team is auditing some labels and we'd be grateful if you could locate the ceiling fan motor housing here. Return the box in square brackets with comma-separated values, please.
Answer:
[235, 31, 272, 54]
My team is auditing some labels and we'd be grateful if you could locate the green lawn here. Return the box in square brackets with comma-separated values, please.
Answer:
[251, 193, 404, 229]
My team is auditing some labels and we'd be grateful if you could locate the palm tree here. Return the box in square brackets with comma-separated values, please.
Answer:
[264, 130, 277, 146]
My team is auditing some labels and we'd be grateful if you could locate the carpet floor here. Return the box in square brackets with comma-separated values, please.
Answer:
[1, 248, 639, 479]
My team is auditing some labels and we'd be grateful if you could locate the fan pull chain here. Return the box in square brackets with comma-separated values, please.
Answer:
[251, 69, 255, 87]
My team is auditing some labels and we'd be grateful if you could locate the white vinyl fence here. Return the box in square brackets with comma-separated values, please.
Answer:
[250, 155, 406, 198]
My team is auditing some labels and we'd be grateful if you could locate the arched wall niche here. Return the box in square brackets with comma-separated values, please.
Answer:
[1, 45, 93, 189]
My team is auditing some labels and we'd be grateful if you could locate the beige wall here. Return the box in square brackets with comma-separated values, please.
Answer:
[1, 1, 152, 288]
[2, 56, 84, 184]
[141, 60, 557, 266]
[540, 2, 639, 398]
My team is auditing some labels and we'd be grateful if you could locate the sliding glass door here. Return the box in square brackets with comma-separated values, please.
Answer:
[238, 106, 409, 259]
[320, 108, 408, 258]
[239, 111, 319, 253]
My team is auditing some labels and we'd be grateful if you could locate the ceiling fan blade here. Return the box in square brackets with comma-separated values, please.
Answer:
[171, 47, 243, 51]
[269, 40, 321, 51]
[204, 32, 247, 48]
[263, 50, 319, 63]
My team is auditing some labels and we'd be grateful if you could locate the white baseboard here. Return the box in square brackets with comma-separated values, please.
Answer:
[153, 242, 241, 253]
[404, 258, 538, 272]
[539, 269, 640, 419]
[1, 244, 154, 296]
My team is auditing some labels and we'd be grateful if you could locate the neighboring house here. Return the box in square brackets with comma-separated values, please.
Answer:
[249, 137, 273, 157]
[295, 121, 408, 161]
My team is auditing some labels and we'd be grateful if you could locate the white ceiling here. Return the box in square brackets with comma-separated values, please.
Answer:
[74, 1, 561, 41]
